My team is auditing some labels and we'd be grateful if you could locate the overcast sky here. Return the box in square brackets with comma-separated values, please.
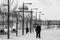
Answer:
[0, 0, 60, 20]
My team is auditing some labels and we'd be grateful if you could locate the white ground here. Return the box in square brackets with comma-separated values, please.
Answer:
[0, 29, 60, 40]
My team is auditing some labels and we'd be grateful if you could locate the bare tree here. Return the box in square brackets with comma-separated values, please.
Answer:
[0, 0, 18, 30]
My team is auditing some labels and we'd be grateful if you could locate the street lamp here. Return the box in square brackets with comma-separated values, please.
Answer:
[14, 11, 19, 36]
[22, 2, 32, 35]
[13, 11, 23, 36]
[32, 15, 37, 29]
[30, 8, 38, 33]
[36, 12, 44, 25]
[39, 12, 44, 25]
[26, 14, 30, 28]
[7, 0, 10, 39]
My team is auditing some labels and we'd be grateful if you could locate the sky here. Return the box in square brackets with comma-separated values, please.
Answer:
[0, 0, 60, 20]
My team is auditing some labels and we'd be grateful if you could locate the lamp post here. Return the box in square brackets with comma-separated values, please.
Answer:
[35, 12, 37, 27]
[22, 2, 32, 35]
[30, 8, 38, 33]
[7, 0, 9, 39]
[36, 12, 44, 25]
[26, 14, 30, 34]
[8, 0, 10, 39]
[2, 13, 5, 30]
[13, 11, 22, 36]
[14, 12, 19, 36]
[33, 16, 36, 28]
[39, 12, 44, 25]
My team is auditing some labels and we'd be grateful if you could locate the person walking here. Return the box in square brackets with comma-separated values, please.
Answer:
[35, 24, 41, 38]
[26, 27, 29, 34]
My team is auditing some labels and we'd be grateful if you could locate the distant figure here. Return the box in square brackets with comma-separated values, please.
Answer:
[0, 30, 4, 33]
[26, 27, 29, 34]
[35, 24, 41, 38]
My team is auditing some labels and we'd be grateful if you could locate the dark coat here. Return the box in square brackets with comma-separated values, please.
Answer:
[26, 28, 29, 33]
[35, 25, 41, 33]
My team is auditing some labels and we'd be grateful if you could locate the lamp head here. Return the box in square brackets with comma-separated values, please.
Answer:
[31, 8, 38, 10]
[24, 3, 32, 5]
[28, 3, 32, 4]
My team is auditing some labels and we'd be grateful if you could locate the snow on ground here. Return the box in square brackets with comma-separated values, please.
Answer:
[0, 29, 60, 40]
